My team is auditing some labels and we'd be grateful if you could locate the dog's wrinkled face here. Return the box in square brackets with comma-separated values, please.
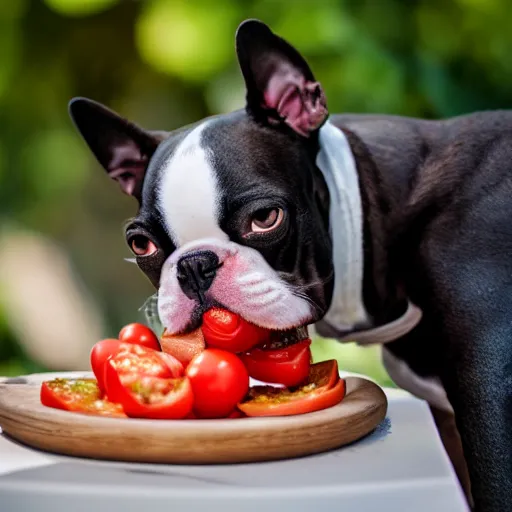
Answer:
[139, 113, 333, 333]
[69, 20, 335, 334]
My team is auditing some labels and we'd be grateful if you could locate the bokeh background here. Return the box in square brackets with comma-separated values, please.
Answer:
[1, 0, 511, 385]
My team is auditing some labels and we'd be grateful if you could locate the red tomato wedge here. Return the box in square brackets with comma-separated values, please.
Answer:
[104, 368, 194, 420]
[158, 352, 185, 377]
[90, 333, 172, 393]
[90, 338, 123, 393]
[40, 378, 126, 418]
[307, 359, 340, 390]
[240, 339, 312, 387]
[201, 308, 269, 353]
[119, 323, 160, 351]
[186, 349, 249, 418]
[104, 344, 183, 403]
[160, 328, 205, 366]
[238, 359, 345, 417]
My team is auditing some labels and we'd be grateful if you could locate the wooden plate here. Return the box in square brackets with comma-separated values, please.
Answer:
[0, 373, 387, 464]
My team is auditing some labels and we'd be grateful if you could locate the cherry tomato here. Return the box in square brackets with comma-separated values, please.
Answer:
[201, 308, 269, 353]
[160, 328, 205, 366]
[40, 378, 126, 418]
[238, 360, 345, 417]
[240, 339, 312, 387]
[186, 349, 249, 418]
[104, 344, 183, 403]
[119, 323, 160, 351]
[104, 368, 193, 420]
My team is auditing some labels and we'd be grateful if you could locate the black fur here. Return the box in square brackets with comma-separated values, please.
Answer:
[335, 111, 512, 510]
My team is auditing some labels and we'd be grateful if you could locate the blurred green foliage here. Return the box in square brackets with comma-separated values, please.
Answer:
[0, 0, 511, 384]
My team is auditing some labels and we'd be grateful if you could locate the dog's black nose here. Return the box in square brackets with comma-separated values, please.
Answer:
[176, 250, 220, 304]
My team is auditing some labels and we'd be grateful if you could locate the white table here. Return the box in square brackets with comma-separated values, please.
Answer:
[0, 372, 469, 512]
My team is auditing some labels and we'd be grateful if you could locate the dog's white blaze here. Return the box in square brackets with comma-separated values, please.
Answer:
[157, 121, 228, 246]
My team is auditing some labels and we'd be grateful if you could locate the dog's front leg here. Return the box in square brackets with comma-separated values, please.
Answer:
[430, 405, 473, 507]
[428, 256, 512, 511]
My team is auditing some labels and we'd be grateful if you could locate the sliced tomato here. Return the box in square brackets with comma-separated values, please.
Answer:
[41, 378, 100, 410]
[238, 378, 345, 417]
[40, 378, 126, 418]
[90, 339, 123, 393]
[186, 349, 249, 418]
[119, 323, 160, 351]
[104, 367, 193, 419]
[160, 327, 205, 366]
[158, 352, 185, 377]
[201, 308, 269, 353]
[240, 339, 312, 387]
[238, 360, 344, 417]
[104, 344, 183, 403]
[307, 359, 340, 390]
[106, 344, 182, 378]
[90, 333, 172, 393]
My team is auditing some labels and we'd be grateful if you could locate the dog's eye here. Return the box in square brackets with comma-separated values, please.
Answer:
[129, 235, 157, 257]
[250, 207, 284, 233]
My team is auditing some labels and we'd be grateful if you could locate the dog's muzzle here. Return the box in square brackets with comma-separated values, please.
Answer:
[176, 250, 221, 304]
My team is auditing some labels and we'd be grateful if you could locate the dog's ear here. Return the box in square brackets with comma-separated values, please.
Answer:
[235, 19, 328, 138]
[68, 97, 166, 201]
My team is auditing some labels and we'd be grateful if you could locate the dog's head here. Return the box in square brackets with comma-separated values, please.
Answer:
[69, 20, 336, 334]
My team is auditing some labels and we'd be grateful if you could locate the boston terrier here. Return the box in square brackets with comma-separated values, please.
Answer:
[68, 19, 512, 512]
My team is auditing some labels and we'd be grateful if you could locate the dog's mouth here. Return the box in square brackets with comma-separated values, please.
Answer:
[143, 290, 313, 355]
[255, 325, 310, 351]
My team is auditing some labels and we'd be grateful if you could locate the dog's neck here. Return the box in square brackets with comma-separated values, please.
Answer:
[316, 122, 369, 331]
[315, 121, 422, 344]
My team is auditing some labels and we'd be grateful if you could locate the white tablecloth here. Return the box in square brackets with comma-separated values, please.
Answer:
[0, 371, 469, 512]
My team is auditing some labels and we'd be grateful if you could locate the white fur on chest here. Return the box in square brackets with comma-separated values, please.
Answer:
[382, 347, 453, 413]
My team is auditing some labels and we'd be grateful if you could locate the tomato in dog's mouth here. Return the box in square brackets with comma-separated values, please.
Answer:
[240, 326, 312, 387]
[255, 325, 310, 351]
[162, 310, 313, 388]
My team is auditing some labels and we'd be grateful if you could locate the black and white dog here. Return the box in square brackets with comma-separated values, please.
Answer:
[69, 20, 512, 512]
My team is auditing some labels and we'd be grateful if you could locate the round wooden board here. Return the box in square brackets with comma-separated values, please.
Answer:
[0, 375, 387, 464]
